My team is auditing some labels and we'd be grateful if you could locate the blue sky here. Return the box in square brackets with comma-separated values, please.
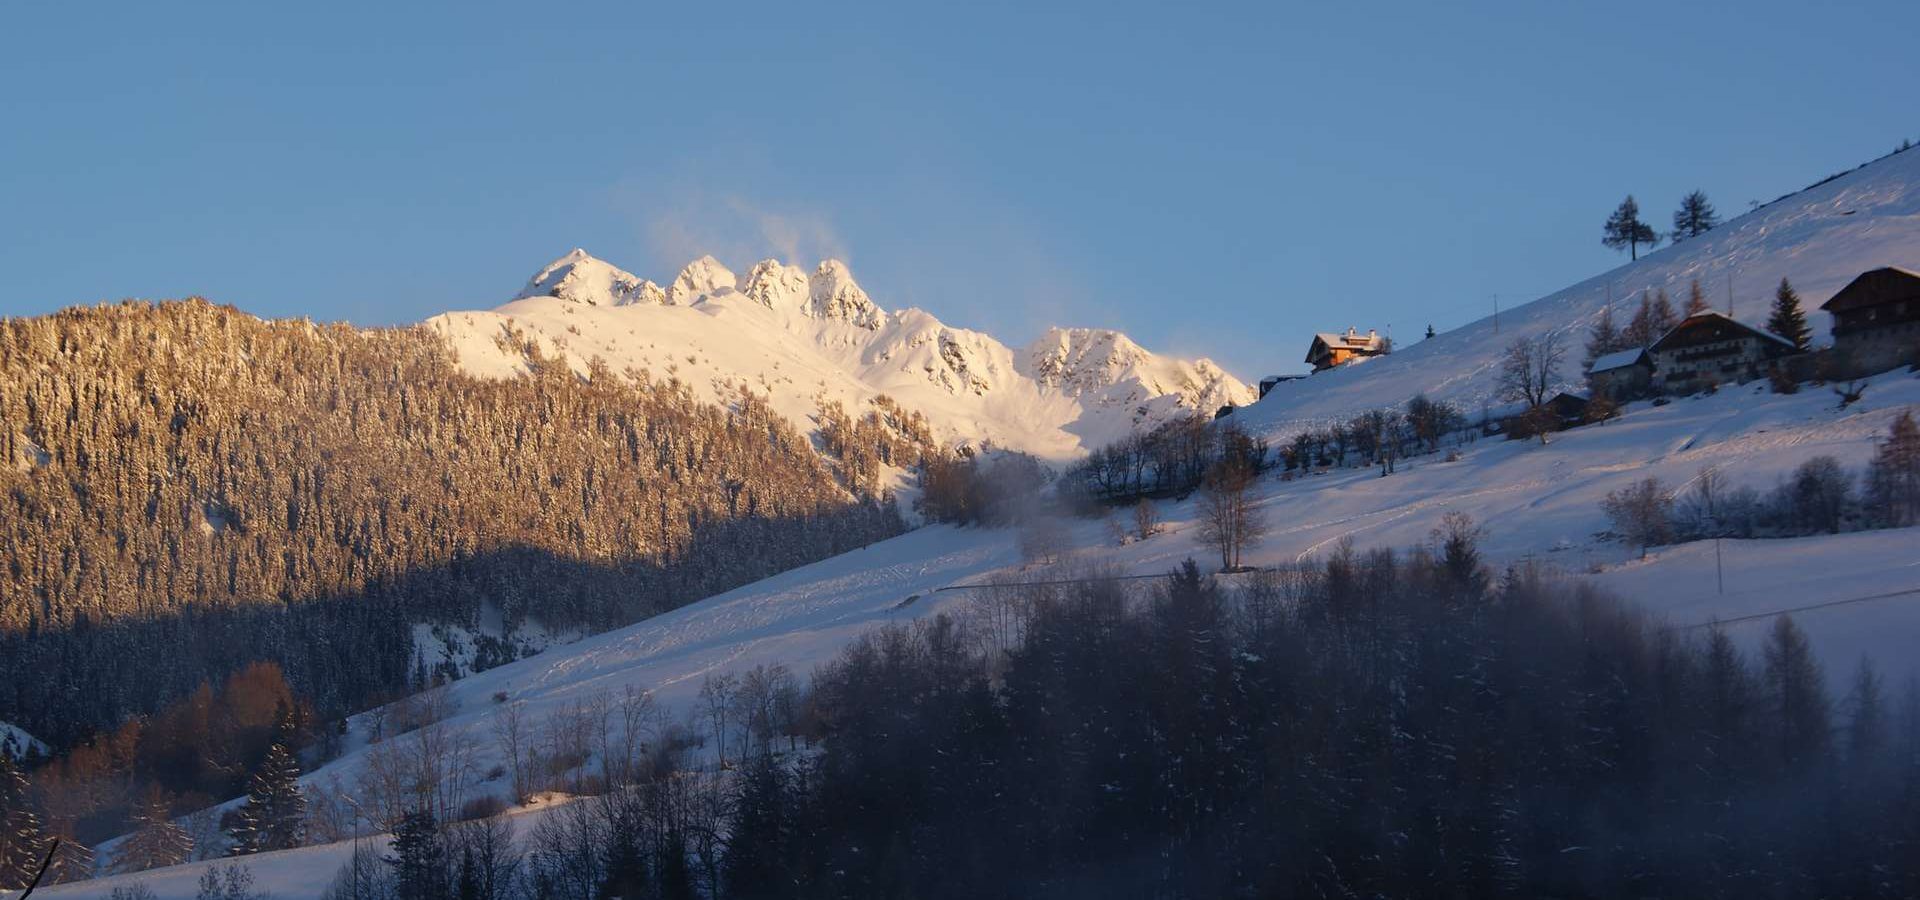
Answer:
[2, 1, 1915, 378]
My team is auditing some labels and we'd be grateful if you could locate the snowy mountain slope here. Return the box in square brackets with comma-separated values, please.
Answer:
[429, 253, 1251, 460]
[1237, 146, 1920, 438]
[63, 365, 1920, 898]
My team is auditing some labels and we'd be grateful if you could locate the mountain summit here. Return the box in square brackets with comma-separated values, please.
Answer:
[514, 249, 665, 307]
[431, 252, 1250, 460]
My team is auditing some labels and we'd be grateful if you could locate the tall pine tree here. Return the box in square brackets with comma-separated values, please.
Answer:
[387, 809, 448, 900]
[725, 752, 798, 899]
[115, 789, 194, 874]
[1764, 616, 1830, 775]
[227, 740, 306, 855]
[43, 828, 93, 884]
[1603, 195, 1661, 260]
[1671, 190, 1719, 241]
[1767, 277, 1812, 351]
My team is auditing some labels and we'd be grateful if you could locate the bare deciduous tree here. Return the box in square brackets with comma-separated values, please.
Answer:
[700, 672, 740, 769]
[488, 702, 532, 804]
[1498, 333, 1565, 411]
[1197, 458, 1266, 571]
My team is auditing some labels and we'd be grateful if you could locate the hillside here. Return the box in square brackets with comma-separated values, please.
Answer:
[428, 252, 1251, 461]
[54, 359, 1920, 898]
[0, 300, 901, 747]
[1237, 145, 1920, 437]
[26, 147, 1920, 897]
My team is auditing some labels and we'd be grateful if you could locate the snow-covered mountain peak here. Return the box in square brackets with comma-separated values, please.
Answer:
[1021, 326, 1251, 416]
[740, 259, 812, 311]
[667, 254, 739, 305]
[807, 259, 883, 328]
[434, 251, 1249, 461]
[514, 249, 664, 307]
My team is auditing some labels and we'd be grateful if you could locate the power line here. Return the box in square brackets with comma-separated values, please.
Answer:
[910, 560, 1920, 633]
[1667, 586, 1920, 632]
[930, 571, 1179, 592]
[892, 564, 1308, 609]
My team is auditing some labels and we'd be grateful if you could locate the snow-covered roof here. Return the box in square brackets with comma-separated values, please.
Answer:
[1312, 330, 1385, 352]
[1651, 311, 1795, 352]
[1588, 348, 1648, 374]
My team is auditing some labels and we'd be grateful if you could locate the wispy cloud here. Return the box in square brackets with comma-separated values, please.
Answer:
[612, 180, 850, 274]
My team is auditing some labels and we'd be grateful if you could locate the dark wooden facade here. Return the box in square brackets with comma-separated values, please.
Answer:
[1820, 266, 1920, 373]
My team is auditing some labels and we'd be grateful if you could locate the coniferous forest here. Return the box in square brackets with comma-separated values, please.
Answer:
[0, 299, 903, 748]
[251, 543, 1919, 900]
[721, 552, 1920, 899]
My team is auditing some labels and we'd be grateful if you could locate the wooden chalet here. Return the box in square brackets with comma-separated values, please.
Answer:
[1305, 327, 1388, 373]
[1820, 266, 1920, 374]
[1648, 311, 1794, 393]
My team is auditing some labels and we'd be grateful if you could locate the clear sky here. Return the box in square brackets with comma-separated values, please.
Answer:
[2, 1, 1915, 378]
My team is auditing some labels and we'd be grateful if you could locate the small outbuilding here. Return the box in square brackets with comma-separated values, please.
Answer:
[1257, 374, 1307, 398]
[1495, 392, 1590, 439]
[1587, 347, 1652, 400]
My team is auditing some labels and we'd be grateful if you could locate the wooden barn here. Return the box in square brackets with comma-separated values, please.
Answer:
[1820, 266, 1920, 374]
[1587, 347, 1652, 400]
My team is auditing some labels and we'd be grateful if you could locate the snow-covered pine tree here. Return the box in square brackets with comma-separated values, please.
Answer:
[1766, 277, 1812, 351]
[44, 829, 94, 884]
[227, 741, 306, 855]
[1683, 278, 1711, 316]
[1671, 190, 1719, 241]
[116, 790, 194, 873]
[0, 752, 47, 890]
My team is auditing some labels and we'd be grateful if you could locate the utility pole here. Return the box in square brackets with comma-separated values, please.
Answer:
[1716, 537, 1724, 594]
[1493, 293, 1500, 334]
[1726, 272, 1735, 317]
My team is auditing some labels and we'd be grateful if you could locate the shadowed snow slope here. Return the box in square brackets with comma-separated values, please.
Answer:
[1237, 146, 1920, 438]
[430, 254, 1251, 461]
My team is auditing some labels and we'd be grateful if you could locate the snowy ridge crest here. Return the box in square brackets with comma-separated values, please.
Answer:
[430, 251, 1251, 460]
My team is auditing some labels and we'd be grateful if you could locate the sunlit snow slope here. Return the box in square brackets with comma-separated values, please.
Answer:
[427, 252, 1250, 460]
[1238, 146, 1920, 437]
